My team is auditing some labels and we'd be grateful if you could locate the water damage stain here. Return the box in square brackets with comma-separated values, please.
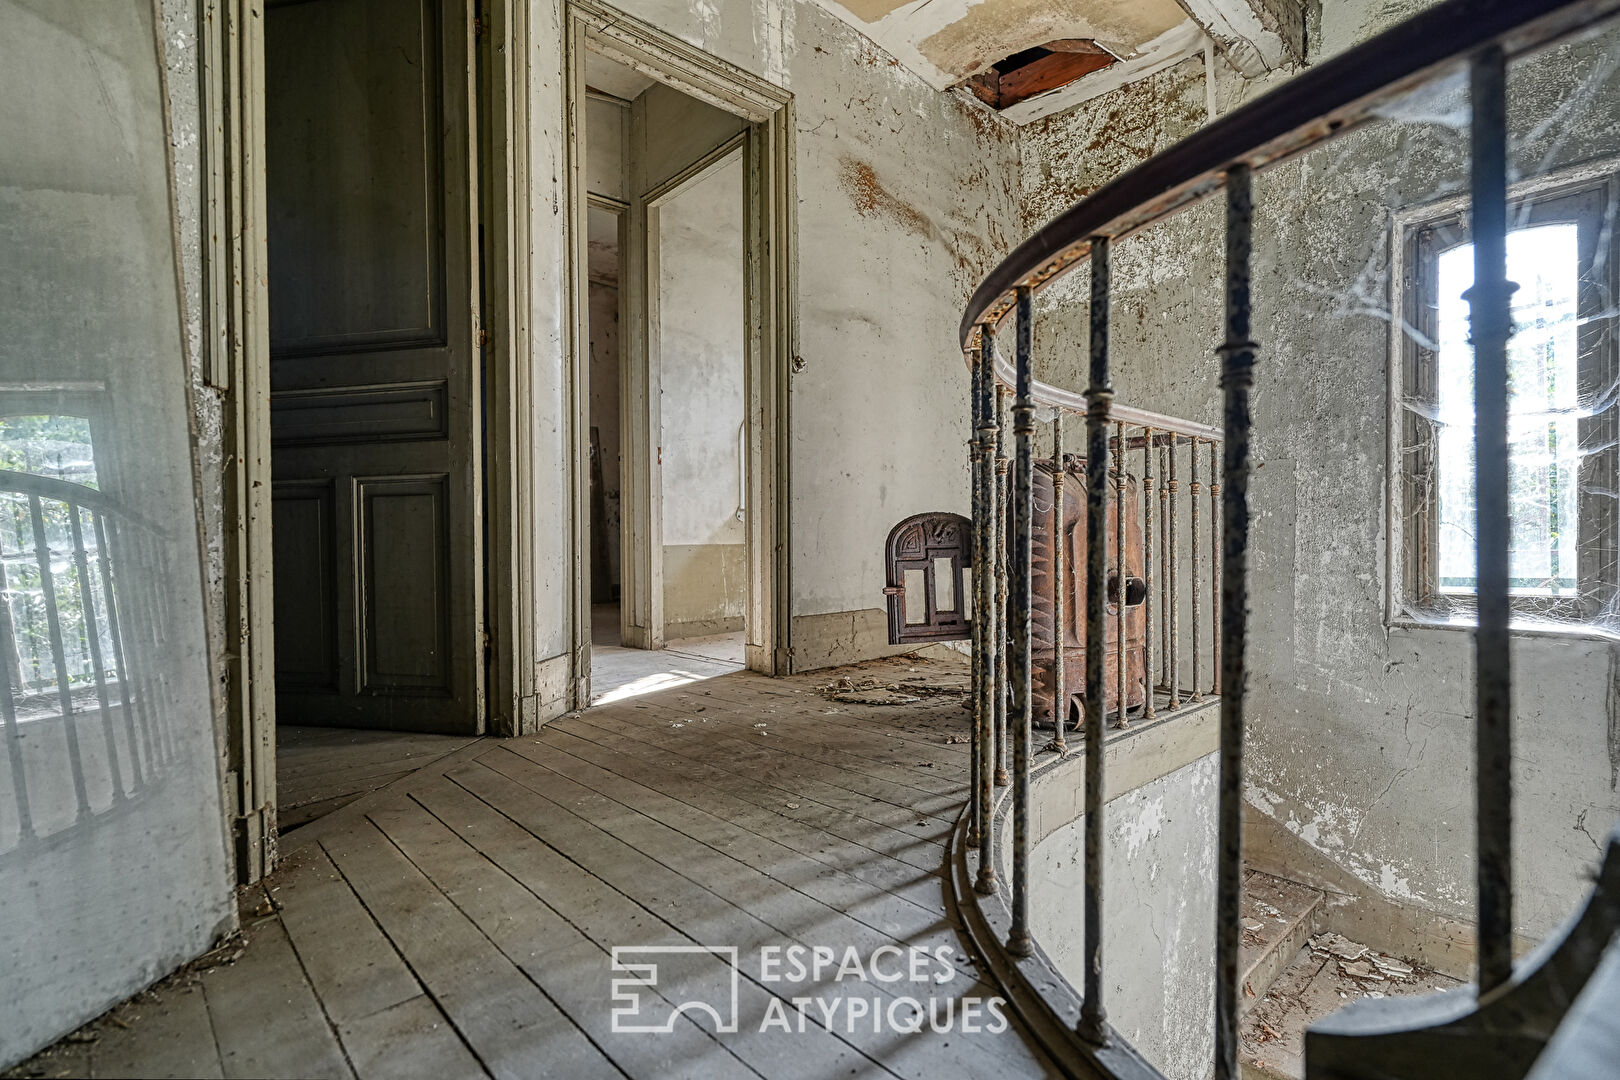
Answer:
[838, 156, 933, 239]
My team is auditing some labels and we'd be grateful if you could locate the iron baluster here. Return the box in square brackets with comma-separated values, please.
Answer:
[968, 347, 984, 848]
[1215, 162, 1257, 1080]
[1115, 420, 1126, 727]
[1007, 287, 1036, 958]
[1470, 43, 1515, 996]
[1210, 441, 1221, 697]
[1141, 428, 1156, 721]
[995, 383, 1011, 787]
[1159, 445, 1170, 693]
[1168, 442, 1180, 710]
[1080, 237, 1112, 1043]
[1052, 411, 1068, 751]
[975, 339, 999, 896]
[1191, 441, 1203, 703]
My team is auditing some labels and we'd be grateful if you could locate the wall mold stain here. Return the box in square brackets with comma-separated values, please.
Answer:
[838, 155, 933, 239]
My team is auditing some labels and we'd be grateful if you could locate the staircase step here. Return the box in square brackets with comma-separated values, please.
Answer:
[1240, 868, 1324, 1014]
[1240, 933, 1462, 1079]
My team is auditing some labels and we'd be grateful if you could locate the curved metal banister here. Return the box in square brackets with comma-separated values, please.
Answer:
[955, 0, 1620, 1077]
[960, 0, 1620, 352]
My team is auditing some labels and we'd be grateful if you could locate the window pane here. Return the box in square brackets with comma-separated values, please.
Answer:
[933, 556, 956, 611]
[1435, 222, 1580, 596]
[904, 567, 927, 623]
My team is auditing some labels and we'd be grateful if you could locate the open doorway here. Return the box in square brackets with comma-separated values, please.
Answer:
[580, 51, 754, 704]
[261, 0, 488, 826]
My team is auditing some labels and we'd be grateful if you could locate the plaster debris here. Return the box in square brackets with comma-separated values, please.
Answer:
[820, 671, 971, 706]
[1307, 933, 1419, 984]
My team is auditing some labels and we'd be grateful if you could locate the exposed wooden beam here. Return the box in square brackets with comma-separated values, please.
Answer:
[966, 46, 1118, 110]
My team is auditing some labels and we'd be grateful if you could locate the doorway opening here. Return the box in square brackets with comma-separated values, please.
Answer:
[579, 50, 754, 704]
[261, 0, 488, 828]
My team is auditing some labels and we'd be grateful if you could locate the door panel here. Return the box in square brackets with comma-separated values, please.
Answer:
[267, 0, 445, 353]
[270, 480, 338, 692]
[358, 475, 450, 693]
[267, 0, 481, 733]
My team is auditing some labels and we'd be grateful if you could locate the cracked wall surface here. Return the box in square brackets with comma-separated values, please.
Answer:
[1031, 754, 1219, 1080]
[1016, 0, 1620, 944]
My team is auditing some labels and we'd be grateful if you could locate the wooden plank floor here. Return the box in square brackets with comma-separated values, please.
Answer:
[277, 727, 483, 831]
[9, 654, 1056, 1080]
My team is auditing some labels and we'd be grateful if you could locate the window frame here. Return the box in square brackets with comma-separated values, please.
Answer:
[1394, 168, 1620, 632]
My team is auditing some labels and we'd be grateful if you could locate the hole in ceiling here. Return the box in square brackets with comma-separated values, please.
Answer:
[965, 39, 1118, 110]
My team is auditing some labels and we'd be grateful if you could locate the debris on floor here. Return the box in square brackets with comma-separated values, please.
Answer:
[819, 666, 971, 708]
[1240, 931, 1459, 1079]
[1307, 932, 1419, 984]
[822, 676, 922, 705]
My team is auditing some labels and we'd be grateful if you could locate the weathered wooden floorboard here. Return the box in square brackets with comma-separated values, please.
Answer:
[269, 844, 422, 1027]
[648, 681, 975, 766]
[480, 746, 979, 987]
[635, 688, 972, 779]
[319, 816, 620, 1080]
[367, 798, 762, 1080]
[626, 677, 975, 762]
[649, 705, 969, 796]
[504, 734, 954, 941]
[554, 714, 946, 872]
[87, 980, 223, 1079]
[200, 899, 353, 1080]
[333, 995, 484, 1080]
[422, 770, 888, 1080]
[528, 725, 944, 907]
[556, 709, 958, 832]
[13, 658, 1054, 1080]
[463, 751, 1022, 1079]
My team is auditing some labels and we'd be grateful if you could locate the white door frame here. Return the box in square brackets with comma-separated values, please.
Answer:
[564, 0, 795, 694]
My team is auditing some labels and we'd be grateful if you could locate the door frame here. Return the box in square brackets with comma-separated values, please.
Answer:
[201, 0, 517, 880]
[564, 0, 795, 689]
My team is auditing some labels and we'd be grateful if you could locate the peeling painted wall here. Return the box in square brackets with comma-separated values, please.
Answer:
[528, 0, 1024, 674]
[1031, 754, 1218, 1080]
[1017, 0, 1620, 944]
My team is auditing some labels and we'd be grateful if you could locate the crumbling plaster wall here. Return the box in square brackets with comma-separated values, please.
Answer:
[160, 0, 232, 807]
[527, 0, 1024, 679]
[1014, 0, 1620, 944]
[1031, 754, 1218, 1080]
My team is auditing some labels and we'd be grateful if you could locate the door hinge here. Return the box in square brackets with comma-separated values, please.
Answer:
[473, 15, 488, 39]
[476, 329, 493, 348]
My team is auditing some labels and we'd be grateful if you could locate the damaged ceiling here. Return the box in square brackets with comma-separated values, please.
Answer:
[809, 0, 1304, 123]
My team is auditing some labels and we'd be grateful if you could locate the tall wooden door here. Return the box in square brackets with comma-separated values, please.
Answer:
[265, 0, 482, 733]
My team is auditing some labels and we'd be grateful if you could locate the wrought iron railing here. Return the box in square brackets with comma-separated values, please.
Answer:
[957, 1, 1620, 1077]
[0, 470, 173, 856]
